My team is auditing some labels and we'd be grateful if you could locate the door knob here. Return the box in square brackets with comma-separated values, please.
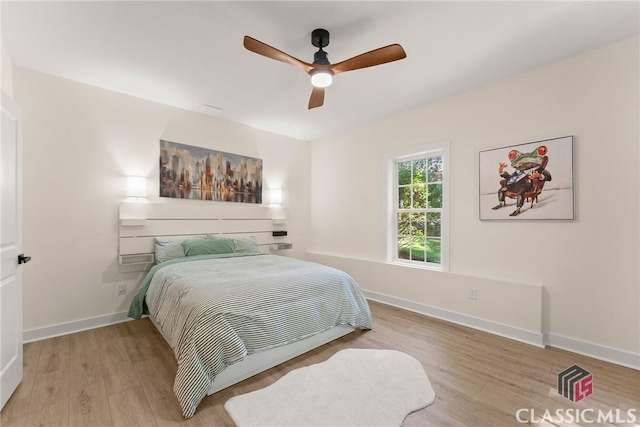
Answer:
[18, 254, 31, 264]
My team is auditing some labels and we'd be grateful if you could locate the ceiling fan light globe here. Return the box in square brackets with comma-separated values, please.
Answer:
[310, 71, 332, 88]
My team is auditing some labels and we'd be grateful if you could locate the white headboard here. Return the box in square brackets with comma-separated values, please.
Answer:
[118, 201, 289, 268]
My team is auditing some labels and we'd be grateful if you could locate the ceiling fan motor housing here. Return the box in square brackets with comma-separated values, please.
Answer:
[313, 50, 330, 65]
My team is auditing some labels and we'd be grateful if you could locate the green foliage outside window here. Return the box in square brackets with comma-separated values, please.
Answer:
[396, 155, 443, 265]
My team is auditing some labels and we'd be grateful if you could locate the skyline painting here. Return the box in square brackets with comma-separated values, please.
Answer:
[159, 140, 263, 203]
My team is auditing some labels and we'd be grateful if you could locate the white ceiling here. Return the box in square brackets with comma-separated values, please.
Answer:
[2, 1, 639, 141]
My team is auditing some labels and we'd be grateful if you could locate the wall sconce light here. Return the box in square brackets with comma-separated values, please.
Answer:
[270, 189, 282, 205]
[127, 176, 147, 198]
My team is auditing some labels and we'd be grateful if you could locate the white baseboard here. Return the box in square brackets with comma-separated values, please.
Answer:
[23, 311, 132, 343]
[364, 290, 545, 348]
[545, 333, 640, 371]
[365, 290, 640, 371]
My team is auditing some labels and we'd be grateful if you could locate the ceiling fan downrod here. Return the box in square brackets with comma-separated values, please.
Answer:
[312, 29, 330, 65]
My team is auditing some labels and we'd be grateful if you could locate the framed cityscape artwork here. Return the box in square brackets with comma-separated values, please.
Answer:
[159, 139, 263, 203]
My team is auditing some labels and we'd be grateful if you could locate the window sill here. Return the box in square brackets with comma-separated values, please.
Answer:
[385, 259, 445, 272]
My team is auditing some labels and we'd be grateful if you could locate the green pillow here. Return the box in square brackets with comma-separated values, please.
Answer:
[154, 236, 205, 264]
[232, 236, 260, 254]
[207, 234, 260, 254]
[182, 238, 235, 256]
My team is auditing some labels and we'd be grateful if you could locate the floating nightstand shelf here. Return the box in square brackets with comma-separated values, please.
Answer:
[270, 243, 293, 251]
[119, 253, 154, 265]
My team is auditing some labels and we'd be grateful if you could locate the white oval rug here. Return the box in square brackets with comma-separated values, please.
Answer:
[224, 348, 436, 427]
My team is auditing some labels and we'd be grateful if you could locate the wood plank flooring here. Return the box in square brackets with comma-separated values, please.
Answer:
[2, 300, 639, 426]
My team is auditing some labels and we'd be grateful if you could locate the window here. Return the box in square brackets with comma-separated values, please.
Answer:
[387, 141, 449, 270]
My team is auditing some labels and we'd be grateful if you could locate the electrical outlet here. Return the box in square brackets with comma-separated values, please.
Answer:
[117, 283, 127, 296]
[468, 287, 477, 300]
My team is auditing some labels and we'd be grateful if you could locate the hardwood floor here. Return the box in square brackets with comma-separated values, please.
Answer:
[2, 300, 639, 426]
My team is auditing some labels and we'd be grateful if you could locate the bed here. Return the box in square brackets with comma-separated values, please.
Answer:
[127, 236, 372, 418]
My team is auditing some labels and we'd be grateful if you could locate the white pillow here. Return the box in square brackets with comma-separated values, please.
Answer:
[232, 236, 260, 254]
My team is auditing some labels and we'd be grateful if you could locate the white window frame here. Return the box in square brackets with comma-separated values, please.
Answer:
[385, 140, 450, 271]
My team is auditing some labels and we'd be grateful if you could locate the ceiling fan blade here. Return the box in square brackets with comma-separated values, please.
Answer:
[308, 86, 325, 109]
[244, 36, 313, 73]
[331, 44, 406, 75]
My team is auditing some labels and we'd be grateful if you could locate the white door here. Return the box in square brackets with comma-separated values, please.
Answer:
[0, 91, 25, 410]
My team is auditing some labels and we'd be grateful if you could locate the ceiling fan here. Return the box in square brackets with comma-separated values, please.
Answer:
[243, 29, 407, 109]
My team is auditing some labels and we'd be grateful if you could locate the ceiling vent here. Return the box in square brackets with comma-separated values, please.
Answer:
[199, 104, 224, 117]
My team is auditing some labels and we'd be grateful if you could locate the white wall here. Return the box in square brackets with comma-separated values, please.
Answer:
[309, 37, 639, 366]
[1, 39, 13, 96]
[14, 68, 311, 334]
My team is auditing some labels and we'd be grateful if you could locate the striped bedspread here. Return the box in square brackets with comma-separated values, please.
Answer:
[128, 253, 372, 418]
